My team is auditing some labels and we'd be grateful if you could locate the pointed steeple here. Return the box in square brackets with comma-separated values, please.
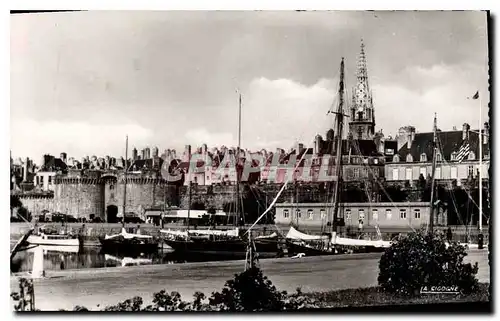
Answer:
[349, 39, 376, 140]
[357, 39, 368, 80]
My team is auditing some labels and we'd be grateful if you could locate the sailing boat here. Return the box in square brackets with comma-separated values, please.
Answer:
[99, 135, 160, 254]
[284, 58, 348, 256]
[162, 92, 280, 260]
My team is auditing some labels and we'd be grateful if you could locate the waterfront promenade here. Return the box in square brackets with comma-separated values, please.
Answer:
[10, 250, 489, 311]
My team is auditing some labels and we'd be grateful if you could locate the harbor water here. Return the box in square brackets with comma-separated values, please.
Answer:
[10, 244, 224, 273]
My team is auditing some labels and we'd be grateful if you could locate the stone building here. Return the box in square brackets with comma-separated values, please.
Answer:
[275, 201, 435, 232]
[385, 122, 490, 185]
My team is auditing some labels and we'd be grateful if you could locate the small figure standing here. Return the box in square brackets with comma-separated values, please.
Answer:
[447, 227, 453, 243]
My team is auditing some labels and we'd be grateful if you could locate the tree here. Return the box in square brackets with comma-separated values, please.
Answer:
[10, 194, 22, 211]
[209, 267, 286, 311]
[378, 232, 479, 296]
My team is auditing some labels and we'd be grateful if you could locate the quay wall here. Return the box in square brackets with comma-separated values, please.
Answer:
[10, 222, 489, 245]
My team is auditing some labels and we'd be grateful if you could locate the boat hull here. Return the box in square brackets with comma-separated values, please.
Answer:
[285, 240, 335, 257]
[163, 238, 280, 260]
[27, 235, 80, 247]
[99, 237, 159, 255]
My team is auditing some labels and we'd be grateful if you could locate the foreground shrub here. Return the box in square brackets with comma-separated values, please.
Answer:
[209, 267, 286, 311]
[378, 232, 479, 296]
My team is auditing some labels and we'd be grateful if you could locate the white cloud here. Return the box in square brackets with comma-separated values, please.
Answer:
[184, 128, 235, 149]
[10, 120, 154, 162]
[373, 63, 489, 137]
[241, 77, 337, 150]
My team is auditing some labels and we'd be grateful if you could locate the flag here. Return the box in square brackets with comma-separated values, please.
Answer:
[468, 91, 479, 100]
[456, 140, 471, 163]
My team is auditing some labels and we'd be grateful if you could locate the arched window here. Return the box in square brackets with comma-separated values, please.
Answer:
[393, 155, 400, 163]
[451, 152, 457, 161]
[420, 153, 427, 162]
[468, 151, 476, 160]
[436, 153, 442, 162]
[406, 154, 413, 162]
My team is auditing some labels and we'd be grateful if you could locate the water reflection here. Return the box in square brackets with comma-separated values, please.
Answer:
[10, 245, 211, 273]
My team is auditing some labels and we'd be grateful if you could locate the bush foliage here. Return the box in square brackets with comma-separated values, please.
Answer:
[378, 232, 479, 296]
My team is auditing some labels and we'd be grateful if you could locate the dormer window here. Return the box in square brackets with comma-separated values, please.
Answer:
[406, 154, 413, 162]
[451, 152, 457, 161]
[468, 151, 476, 161]
[420, 153, 427, 162]
[392, 155, 400, 163]
[436, 153, 442, 162]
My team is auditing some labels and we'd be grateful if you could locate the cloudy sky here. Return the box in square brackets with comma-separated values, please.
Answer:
[11, 11, 489, 162]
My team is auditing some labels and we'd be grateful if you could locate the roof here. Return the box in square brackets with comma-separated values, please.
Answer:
[39, 157, 67, 172]
[396, 129, 489, 162]
[129, 157, 164, 171]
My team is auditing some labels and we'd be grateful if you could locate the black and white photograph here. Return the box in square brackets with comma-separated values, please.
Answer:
[8, 8, 492, 313]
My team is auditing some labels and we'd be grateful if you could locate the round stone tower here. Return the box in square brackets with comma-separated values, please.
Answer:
[53, 169, 105, 220]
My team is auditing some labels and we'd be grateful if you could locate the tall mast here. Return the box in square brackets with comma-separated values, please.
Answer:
[122, 135, 128, 228]
[235, 91, 242, 226]
[478, 92, 483, 233]
[187, 181, 191, 231]
[331, 57, 346, 234]
[429, 113, 438, 233]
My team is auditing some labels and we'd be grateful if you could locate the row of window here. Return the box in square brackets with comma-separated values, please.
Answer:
[36, 176, 53, 185]
[393, 151, 476, 163]
[344, 208, 420, 220]
[282, 208, 422, 220]
[392, 165, 478, 180]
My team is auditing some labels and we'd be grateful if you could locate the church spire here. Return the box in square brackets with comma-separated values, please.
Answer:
[348, 39, 376, 140]
[357, 39, 369, 80]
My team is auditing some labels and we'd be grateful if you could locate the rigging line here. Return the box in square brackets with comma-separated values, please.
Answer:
[350, 138, 416, 233]
[461, 184, 489, 221]
[246, 72, 342, 233]
[435, 136, 468, 227]
[245, 138, 314, 234]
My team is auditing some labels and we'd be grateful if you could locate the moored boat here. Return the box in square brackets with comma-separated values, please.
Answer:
[162, 235, 280, 260]
[99, 228, 159, 254]
[26, 233, 80, 247]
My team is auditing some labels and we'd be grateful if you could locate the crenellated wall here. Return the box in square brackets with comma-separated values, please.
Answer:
[108, 177, 176, 217]
[17, 194, 56, 218]
[53, 177, 106, 219]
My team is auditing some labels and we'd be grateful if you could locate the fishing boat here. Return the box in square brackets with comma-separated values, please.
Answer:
[26, 233, 80, 247]
[284, 57, 396, 255]
[26, 224, 81, 247]
[99, 227, 159, 254]
[99, 136, 160, 255]
[162, 92, 280, 259]
[284, 58, 349, 257]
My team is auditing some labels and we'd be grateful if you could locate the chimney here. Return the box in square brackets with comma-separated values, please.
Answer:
[23, 157, 29, 182]
[297, 143, 304, 154]
[184, 145, 192, 162]
[314, 135, 322, 155]
[402, 126, 416, 149]
[60, 153, 67, 164]
[132, 148, 138, 160]
[483, 122, 489, 144]
[462, 123, 470, 140]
